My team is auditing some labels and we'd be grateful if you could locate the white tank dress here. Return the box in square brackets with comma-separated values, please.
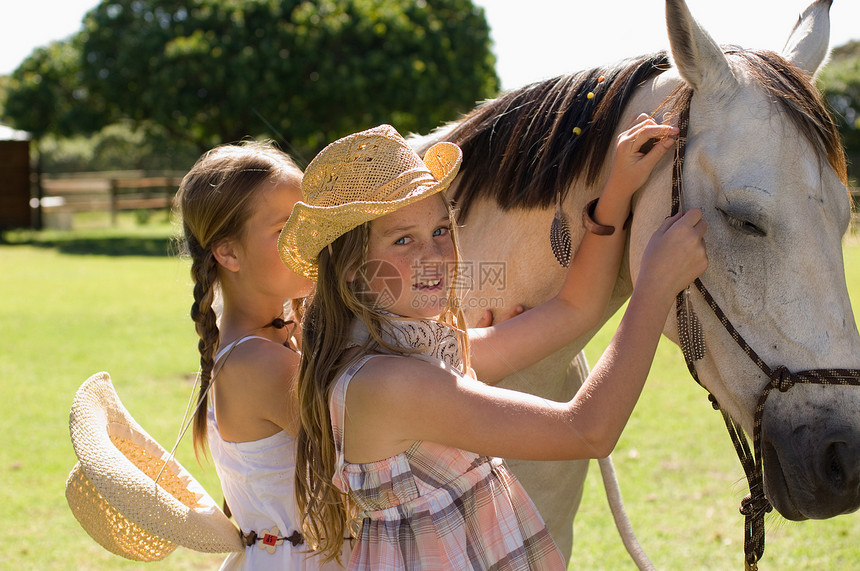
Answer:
[207, 336, 349, 570]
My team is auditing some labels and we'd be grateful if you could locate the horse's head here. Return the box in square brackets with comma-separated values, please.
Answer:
[631, 0, 859, 521]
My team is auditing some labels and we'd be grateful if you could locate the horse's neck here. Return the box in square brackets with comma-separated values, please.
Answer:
[456, 202, 566, 311]
[456, 198, 632, 341]
[456, 73, 680, 333]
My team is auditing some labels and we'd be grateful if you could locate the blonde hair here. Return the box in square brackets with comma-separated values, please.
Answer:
[175, 141, 303, 459]
[295, 200, 470, 563]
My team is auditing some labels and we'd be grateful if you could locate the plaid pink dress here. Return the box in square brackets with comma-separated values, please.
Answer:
[330, 326, 566, 570]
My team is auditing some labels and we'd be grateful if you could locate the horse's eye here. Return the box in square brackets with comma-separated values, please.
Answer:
[716, 207, 766, 237]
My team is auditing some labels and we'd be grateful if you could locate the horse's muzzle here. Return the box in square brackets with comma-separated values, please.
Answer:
[762, 411, 860, 520]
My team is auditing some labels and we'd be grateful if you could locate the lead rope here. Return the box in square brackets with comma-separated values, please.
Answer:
[671, 94, 860, 570]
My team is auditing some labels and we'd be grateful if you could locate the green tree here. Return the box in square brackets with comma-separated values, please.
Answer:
[35, 122, 202, 173]
[79, 0, 499, 157]
[818, 40, 860, 184]
[2, 37, 105, 139]
[0, 76, 8, 117]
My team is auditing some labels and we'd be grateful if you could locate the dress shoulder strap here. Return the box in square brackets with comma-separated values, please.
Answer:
[330, 354, 383, 493]
[213, 335, 272, 365]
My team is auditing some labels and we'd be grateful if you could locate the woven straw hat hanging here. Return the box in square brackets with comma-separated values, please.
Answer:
[65, 371, 243, 561]
[278, 124, 462, 281]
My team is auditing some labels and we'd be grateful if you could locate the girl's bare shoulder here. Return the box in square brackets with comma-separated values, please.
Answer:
[347, 354, 461, 406]
[219, 337, 301, 392]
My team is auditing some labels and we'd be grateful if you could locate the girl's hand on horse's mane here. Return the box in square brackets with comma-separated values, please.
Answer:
[605, 113, 679, 199]
[638, 209, 709, 301]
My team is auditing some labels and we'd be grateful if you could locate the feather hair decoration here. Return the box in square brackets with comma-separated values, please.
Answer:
[677, 288, 706, 362]
[550, 191, 571, 267]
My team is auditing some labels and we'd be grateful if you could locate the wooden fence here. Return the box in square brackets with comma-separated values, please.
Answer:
[29, 174, 860, 230]
[37, 171, 184, 228]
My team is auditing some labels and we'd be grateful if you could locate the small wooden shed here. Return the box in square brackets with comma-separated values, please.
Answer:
[0, 124, 32, 229]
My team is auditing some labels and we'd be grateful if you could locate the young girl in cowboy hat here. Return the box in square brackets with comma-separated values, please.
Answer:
[281, 123, 707, 568]
[178, 139, 521, 569]
[176, 142, 350, 570]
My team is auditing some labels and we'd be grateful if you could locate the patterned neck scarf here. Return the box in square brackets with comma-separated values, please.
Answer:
[348, 315, 462, 371]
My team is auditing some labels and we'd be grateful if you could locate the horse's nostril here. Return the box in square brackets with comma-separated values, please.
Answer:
[823, 441, 846, 491]
[821, 439, 860, 512]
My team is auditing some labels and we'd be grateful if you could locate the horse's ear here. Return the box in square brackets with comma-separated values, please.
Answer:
[781, 0, 832, 77]
[665, 0, 737, 97]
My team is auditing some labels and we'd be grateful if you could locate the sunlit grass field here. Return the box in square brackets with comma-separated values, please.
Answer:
[1, 215, 858, 569]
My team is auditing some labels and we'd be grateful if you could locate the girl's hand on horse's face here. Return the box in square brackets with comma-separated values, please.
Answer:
[639, 209, 709, 298]
[607, 113, 679, 196]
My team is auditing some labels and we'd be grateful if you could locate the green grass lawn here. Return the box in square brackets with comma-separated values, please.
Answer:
[0, 221, 223, 569]
[1, 219, 859, 569]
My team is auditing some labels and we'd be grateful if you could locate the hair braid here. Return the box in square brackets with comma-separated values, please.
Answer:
[188, 232, 221, 458]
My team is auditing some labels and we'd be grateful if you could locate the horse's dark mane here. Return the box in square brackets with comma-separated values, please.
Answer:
[444, 48, 846, 220]
[445, 52, 672, 218]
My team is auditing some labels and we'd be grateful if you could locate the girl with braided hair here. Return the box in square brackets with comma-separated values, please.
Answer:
[177, 140, 519, 569]
[176, 141, 348, 570]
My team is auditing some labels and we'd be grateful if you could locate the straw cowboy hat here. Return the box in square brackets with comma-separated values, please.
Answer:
[65, 372, 243, 561]
[278, 124, 462, 280]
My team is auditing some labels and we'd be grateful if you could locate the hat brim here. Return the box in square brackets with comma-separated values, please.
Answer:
[278, 140, 461, 281]
[66, 461, 178, 561]
[66, 372, 243, 560]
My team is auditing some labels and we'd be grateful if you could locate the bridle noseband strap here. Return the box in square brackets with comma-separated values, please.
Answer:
[670, 94, 860, 570]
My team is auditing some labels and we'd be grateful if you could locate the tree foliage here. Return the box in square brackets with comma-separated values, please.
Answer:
[76, 0, 498, 157]
[819, 40, 860, 183]
[36, 122, 202, 173]
[3, 37, 106, 139]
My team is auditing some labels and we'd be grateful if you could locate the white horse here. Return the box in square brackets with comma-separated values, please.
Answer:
[416, 0, 858, 564]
